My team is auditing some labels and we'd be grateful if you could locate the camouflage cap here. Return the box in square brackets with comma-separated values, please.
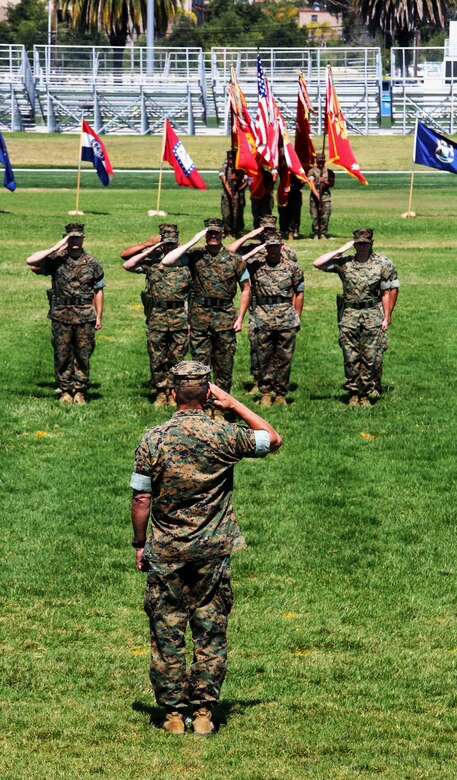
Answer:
[265, 231, 282, 246]
[159, 223, 179, 242]
[172, 360, 211, 387]
[65, 222, 84, 237]
[353, 228, 374, 243]
[259, 215, 277, 228]
[316, 153, 326, 162]
[204, 217, 224, 232]
[227, 149, 234, 156]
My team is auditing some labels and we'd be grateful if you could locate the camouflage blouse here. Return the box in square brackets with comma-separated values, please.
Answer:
[139, 248, 191, 332]
[131, 409, 263, 562]
[41, 249, 105, 324]
[324, 251, 400, 329]
[186, 246, 248, 331]
[247, 256, 304, 331]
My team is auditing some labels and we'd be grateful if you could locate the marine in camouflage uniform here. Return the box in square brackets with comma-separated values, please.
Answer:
[161, 219, 251, 394]
[122, 224, 191, 406]
[219, 150, 248, 238]
[245, 234, 304, 405]
[130, 361, 282, 733]
[250, 168, 277, 228]
[26, 223, 105, 404]
[313, 228, 400, 406]
[308, 154, 335, 239]
[228, 217, 297, 393]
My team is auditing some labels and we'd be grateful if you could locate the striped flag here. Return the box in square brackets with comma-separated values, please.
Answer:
[254, 55, 279, 169]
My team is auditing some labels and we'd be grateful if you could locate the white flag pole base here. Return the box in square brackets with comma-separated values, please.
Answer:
[68, 209, 85, 216]
[147, 209, 167, 217]
[401, 211, 416, 218]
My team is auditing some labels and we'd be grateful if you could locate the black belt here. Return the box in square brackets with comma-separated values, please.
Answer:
[343, 299, 380, 310]
[256, 295, 292, 305]
[54, 296, 93, 305]
[193, 295, 232, 307]
[151, 300, 185, 310]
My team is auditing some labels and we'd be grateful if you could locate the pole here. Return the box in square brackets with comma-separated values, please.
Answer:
[148, 117, 167, 216]
[401, 117, 417, 217]
[68, 116, 84, 215]
[146, 0, 154, 79]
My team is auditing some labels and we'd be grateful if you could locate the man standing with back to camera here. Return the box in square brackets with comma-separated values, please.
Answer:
[130, 360, 282, 735]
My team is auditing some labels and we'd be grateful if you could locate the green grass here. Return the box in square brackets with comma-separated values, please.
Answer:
[1, 169, 457, 780]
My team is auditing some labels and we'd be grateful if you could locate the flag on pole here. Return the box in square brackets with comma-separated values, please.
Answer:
[228, 70, 259, 175]
[0, 132, 16, 191]
[162, 119, 207, 189]
[255, 54, 279, 169]
[325, 66, 367, 185]
[414, 121, 457, 174]
[295, 74, 316, 173]
[81, 120, 114, 186]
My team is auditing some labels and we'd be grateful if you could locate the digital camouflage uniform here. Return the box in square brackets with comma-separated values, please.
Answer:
[308, 164, 335, 238]
[247, 252, 304, 397]
[40, 249, 105, 393]
[250, 170, 275, 228]
[137, 249, 191, 391]
[130, 364, 270, 712]
[183, 246, 249, 392]
[324, 250, 399, 397]
[219, 156, 248, 238]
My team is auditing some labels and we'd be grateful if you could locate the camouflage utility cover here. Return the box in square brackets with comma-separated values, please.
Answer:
[324, 251, 399, 329]
[187, 246, 248, 331]
[41, 249, 105, 324]
[131, 410, 262, 562]
[247, 256, 304, 330]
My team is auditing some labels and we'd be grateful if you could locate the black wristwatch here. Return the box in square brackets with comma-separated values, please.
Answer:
[132, 537, 146, 549]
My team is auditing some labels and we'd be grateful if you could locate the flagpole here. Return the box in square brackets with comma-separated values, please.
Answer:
[402, 118, 417, 218]
[148, 117, 167, 217]
[68, 115, 84, 216]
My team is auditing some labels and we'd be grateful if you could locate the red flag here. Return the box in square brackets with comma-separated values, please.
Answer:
[162, 119, 207, 189]
[235, 119, 259, 176]
[254, 55, 279, 170]
[228, 70, 258, 175]
[276, 100, 311, 187]
[294, 75, 316, 173]
[325, 66, 367, 185]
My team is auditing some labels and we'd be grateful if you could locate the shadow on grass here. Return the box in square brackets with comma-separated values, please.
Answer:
[132, 698, 267, 730]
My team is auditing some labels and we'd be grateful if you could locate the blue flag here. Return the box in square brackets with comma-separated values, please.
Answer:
[0, 132, 16, 191]
[414, 121, 457, 174]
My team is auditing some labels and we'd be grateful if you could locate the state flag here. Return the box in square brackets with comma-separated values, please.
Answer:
[414, 121, 457, 174]
[81, 120, 114, 186]
[0, 132, 16, 191]
[162, 119, 207, 189]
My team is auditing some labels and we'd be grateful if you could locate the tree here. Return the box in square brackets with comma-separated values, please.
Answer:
[358, 0, 455, 46]
[0, 0, 48, 47]
[61, 0, 179, 71]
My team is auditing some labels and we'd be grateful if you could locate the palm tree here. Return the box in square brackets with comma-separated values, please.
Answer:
[358, 0, 453, 46]
[61, 0, 180, 72]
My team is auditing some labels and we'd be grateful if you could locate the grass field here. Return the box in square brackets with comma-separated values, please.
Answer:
[1, 142, 457, 780]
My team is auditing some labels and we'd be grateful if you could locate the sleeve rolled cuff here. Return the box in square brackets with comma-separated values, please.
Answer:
[94, 278, 106, 290]
[130, 472, 152, 492]
[239, 268, 250, 283]
[296, 282, 305, 293]
[380, 279, 400, 290]
[254, 429, 271, 457]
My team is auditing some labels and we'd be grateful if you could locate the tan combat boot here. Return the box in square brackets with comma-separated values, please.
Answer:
[154, 391, 168, 408]
[260, 393, 272, 407]
[192, 707, 215, 736]
[274, 395, 287, 406]
[359, 397, 371, 408]
[73, 392, 86, 405]
[348, 395, 359, 407]
[248, 382, 260, 396]
[59, 391, 73, 404]
[161, 711, 186, 734]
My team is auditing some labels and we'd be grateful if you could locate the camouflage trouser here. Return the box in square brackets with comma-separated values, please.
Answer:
[143, 556, 233, 710]
[221, 192, 245, 237]
[310, 195, 331, 237]
[146, 329, 188, 390]
[251, 193, 274, 228]
[51, 320, 95, 393]
[288, 190, 303, 235]
[339, 325, 385, 396]
[257, 328, 297, 396]
[248, 314, 259, 381]
[190, 328, 236, 393]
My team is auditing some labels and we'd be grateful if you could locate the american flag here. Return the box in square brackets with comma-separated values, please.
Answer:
[255, 55, 278, 168]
